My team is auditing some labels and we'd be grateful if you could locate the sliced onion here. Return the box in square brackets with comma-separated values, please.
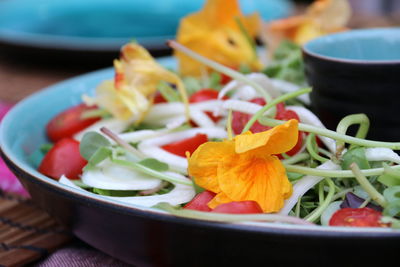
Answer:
[165, 116, 187, 129]
[279, 160, 340, 215]
[81, 160, 162, 190]
[365, 147, 400, 164]
[286, 106, 336, 153]
[139, 128, 227, 147]
[320, 201, 342, 226]
[59, 175, 85, 191]
[60, 174, 195, 208]
[104, 173, 195, 207]
[145, 102, 185, 121]
[138, 146, 188, 173]
[190, 108, 215, 128]
[105, 183, 195, 207]
[119, 129, 164, 144]
[222, 99, 262, 115]
[74, 118, 131, 142]
[219, 73, 281, 101]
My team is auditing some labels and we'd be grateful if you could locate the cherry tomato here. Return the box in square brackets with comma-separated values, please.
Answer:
[183, 191, 216, 212]
[220, 73, 232, 85]
[232, 98, 303, 156]
[189, 89, 220, 103]
[219, 66, 238, 85]
[189, 89, 227, 122]
[162, 133, 208, 157]
[46, 104, 101, 142]
[329, 207, 389, 227]
[38, 138, 87, 180]
[211, 201, 263, 214]
[276, 109, 303, 157]
[232, 98, 286, 134]
[153, 91, 167, 104]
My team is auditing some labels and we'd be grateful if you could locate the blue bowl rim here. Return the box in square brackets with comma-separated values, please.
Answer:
[1, 58, 400, 237]
[302, 27, 400, 65]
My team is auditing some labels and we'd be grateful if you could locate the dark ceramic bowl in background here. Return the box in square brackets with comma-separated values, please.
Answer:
[303, 28, 400, 142]
[1, 58, 400, 267]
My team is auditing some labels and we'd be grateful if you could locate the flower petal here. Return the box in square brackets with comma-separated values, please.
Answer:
[188, 141, 235, 193]
[235, 119, 299, 155]
[207, 191, 233, 209]
[175, 0, 262, 76]
[217, 153, 292, 213]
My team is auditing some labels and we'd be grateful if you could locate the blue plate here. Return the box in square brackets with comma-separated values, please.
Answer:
[0, 0, 292, 52]
[1, 56, 399, 266]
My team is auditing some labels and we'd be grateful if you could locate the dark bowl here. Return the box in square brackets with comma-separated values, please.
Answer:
[1, 58, 400, 267]
[303, 28, 400, 142]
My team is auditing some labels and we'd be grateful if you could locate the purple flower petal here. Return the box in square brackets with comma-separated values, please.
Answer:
[340, 192, 382, 211]
[0, 102, 29, 197]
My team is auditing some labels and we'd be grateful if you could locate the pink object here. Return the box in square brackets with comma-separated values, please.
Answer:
[0, 102, 29, 197]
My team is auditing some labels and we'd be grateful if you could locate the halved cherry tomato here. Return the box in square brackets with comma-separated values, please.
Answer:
[38, 138, 87, 180]
[329, 207, 389, 227]
[220, 73, 232, 85]
[153, 91, 167, 104]
[232, 98, 269, 134]
[212, 201, 263, 214]
[276, 109, 303, 157]
[189, 89, 227, 122]
[232, 98, 303, 156]
[232, 98, 283, 134]
[162, 133, 208, 157]
[219, 66, 238, 85]
[46, 104, 101, 142]
[183, 191, 216, 212]
[189, 89, 220, 103]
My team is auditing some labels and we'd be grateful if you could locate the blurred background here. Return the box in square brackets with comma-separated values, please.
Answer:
[0, 0, 399, 103]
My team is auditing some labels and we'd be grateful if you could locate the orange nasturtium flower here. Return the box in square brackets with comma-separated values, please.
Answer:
[188, 120, 299, 213]
[84, 43, 189, 121]
[265, 0, 351, 46]
[175, 0, 262, 76]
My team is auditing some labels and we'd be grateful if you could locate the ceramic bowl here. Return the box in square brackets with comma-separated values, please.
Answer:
[0, 0, 292, 66]
[302, 28, 400, 142]
[1, 58, 400, 266]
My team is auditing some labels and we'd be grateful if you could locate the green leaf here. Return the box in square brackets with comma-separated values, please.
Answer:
[378, 164, 400, 186]
[341, 147, 370, 170]
[378, 174, 400, 187]
[206, 72, 222, 90]
[92, 188, 139, 197]
[138, 158, 169, 172]
[190, 178, 205, 194]
[157, 81, 181, 102]
[89, 147, 112, 165]
[40, 143, 53, 154]
[81, 108, 112, 119]
[261, 40, 306, 85]
[383, 186, 400, 217]
[383, 186, 400, 203]
[72, 180, 91, 189]
[238, 63, 252, 74]
[287, 172, 304, 181]
[80, 131, 111, 160]
[383, 200, 400, 217]
[183, 76, 202, 95]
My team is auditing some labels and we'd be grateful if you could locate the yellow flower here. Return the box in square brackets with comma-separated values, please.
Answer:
[188, 120, 299, 213]
[175, 0, 262, 76]
[265, 0, 351, 46]
[85, 43, 189, 120]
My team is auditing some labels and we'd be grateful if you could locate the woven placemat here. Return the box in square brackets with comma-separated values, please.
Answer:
[0, 190, 72, 267]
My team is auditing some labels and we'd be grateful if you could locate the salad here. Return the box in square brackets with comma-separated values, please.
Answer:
[37, 0, 400, 229]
